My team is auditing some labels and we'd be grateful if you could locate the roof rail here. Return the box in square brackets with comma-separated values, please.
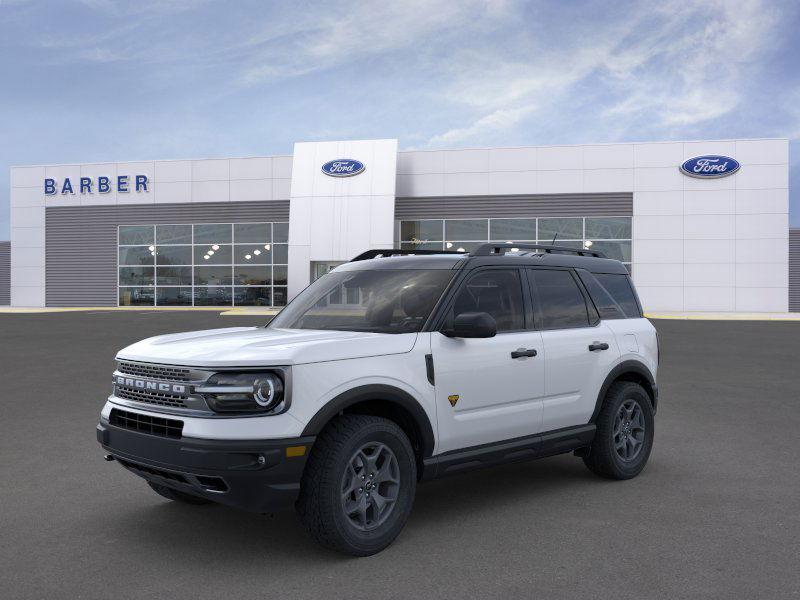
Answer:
[350, 249, 467, 262]
[470, 243, 607, 258]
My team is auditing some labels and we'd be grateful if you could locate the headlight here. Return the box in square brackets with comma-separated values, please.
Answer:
[197, 372, 286, 414]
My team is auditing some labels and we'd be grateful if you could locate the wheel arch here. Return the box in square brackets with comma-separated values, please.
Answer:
[590, 360, 657, 422]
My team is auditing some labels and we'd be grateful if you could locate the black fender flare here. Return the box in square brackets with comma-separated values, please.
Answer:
[590, 360, 657, 422]
[301, 384, 436, 458]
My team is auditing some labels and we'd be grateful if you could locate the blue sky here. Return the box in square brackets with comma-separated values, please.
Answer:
[1, 0, 799, 237]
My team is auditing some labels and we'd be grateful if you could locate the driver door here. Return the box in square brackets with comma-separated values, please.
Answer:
[431, 268, 545, 453]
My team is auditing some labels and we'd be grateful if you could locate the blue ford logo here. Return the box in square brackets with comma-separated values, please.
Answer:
[680, 155, 740, 178]
[321, 159, 365, 177]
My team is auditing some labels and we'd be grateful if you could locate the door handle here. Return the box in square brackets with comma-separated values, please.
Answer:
[588, 342, 610, 351]
[511, 348, 538, 359]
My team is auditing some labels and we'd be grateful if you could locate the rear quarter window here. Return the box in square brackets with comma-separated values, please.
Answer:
[578, 271, 642, 319]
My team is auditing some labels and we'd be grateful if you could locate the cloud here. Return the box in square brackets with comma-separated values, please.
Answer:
[428, 106, 536, 145]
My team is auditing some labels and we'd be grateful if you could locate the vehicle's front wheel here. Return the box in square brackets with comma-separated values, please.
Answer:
[297, 414, 417, 556]
[582, 381, 654, 480]
[147, 482, 212, 505]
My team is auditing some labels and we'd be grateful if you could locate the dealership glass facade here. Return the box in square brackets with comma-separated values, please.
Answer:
[118, 222, 288, 307]
[398, 217, 632, 271]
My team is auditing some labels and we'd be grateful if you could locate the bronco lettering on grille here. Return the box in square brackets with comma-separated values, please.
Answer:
[115, 376, 187, 395]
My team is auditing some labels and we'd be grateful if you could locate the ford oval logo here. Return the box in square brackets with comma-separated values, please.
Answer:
[321, 159, 365, 177]
[680, 155, 740, 179]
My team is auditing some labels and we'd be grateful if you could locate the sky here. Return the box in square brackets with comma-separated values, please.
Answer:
[1, 0, 799, 238]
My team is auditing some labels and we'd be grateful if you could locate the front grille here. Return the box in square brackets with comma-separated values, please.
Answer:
[109, 408, 183, 439]
[115, 387, 187, 408]
[118, 361, 192, 382]
[116, 457, 189, 484]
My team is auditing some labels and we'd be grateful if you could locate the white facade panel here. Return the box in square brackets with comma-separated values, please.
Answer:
[583, 144, 634, 170]
[443, 149, 489, 173]
[192, 159, 229, 181]
[735, 287, 788, 312]
[684, 286, 735, 311]
[633, 191, 683, 216]
[684, 263, 735, 287]
[488, 147, 537, 172]
[734, 139, 788, 166]
[154, 181, 191, 204]
[229, 157, 272, 180]
[11, 166, 45, 188]
[683, 190, 735, 215]
[154, 160, 192, 182]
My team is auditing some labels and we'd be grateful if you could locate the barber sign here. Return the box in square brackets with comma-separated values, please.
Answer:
[321, 159, 365, 177]
[680, 156, 740, 179]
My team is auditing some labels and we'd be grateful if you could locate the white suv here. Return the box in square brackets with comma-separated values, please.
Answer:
[97, 243, 658, 556]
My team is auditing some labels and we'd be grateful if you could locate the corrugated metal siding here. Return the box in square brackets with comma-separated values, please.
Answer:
[394, 193, 633, 219]
[46, 201, 290, 307]
[0, 241, 10, 306]
[790, 228, 800, 312]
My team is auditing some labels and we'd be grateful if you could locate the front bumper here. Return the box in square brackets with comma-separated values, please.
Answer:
[97, 421, 315, 513]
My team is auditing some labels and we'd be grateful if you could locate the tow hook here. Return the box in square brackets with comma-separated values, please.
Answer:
[103, 454, 116, 462]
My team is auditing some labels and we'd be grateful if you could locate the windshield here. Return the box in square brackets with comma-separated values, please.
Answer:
[269, 269, 455, 333]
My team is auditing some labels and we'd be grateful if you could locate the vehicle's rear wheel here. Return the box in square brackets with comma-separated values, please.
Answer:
[582, 381, 654, 480]
[147, 481, 212, 505]
[297, 414, 417, 556]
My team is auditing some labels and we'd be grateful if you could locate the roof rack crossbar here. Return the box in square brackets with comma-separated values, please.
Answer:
[470, 243, 607, 258]
[350, 249, 467, 262]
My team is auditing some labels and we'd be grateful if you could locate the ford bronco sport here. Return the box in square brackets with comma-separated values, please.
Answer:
[97, 243, 658, 556]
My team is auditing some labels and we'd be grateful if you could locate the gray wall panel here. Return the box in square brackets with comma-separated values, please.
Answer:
[394, 193, 633, 219]
[46, 201, 290, 307]
[790, 228, 800, 312]
[0, 241, 10, 306]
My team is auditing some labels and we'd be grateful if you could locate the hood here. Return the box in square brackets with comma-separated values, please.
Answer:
[116, 327, 418, 367]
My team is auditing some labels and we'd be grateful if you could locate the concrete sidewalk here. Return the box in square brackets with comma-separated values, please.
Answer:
[646, 311, 800, 321]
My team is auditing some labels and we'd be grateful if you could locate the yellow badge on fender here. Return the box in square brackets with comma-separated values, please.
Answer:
[448, 394, 459, 407]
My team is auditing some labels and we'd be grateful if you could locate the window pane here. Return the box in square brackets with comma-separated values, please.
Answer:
[194, 287, 232, 306]
[193, 223, 231, 244]
[445, 219, 487, 240]
[273, 244, 288, 264]
[156, 224, 192, 245]
[400, 220, 443, 242]
[443, 241, 481, 253]
[273, 286, 288, 306]
[273, 266, 287, 285]
[194, 244, 232, 265]
[585, 217, 631, 239]
[273, 222, 289, 243]
[538, 218, 582, 241]
[576, 270, 625, 320]
[234, 223, 269, 243]
[234, 287, 271, 306]
[400, 242, 444, 251]
[593, 273, 641, 317]
[529, 269, 589, 329]
[234, 265, 270, 285]
[451, 270, 524, 332]
[546, 240, 583, 250]
[119, 267, 154, 286]
[195, 266, 231, 286]
[157, 267, 192, 286]
[588, 241, 631, 262]
[234, 244, 270, 264]
[119, 226, 153, 245]
[490, 219, 536, 241]
[157, 287, 192, 306]
[119, 246, 154, 265]
[119, 287, 154, 306]
[156, 246, 191, 265]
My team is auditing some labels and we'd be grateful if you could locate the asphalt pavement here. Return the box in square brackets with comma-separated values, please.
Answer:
[1, 312, 798, 599]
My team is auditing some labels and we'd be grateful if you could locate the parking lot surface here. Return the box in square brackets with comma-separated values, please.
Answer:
[1, 312, 799, 599]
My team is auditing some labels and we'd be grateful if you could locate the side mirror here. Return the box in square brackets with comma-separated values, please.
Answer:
[443, 312, 497, 338]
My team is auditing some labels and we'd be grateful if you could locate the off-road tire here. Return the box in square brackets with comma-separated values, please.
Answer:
[583, 381, 654, 480]
[147, 481, 213, 505]
[297, 414, 417, 556]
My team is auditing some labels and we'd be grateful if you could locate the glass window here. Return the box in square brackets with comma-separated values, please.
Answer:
[588, 241, 631, 262]
[585, 217, 631, 239]
[234, 287, 271, 306]
[445, 219, 487, 241]
[119, 246, 154, 266]
[400, 220, 443, 242]
[273, 286, 288, 306]
[195, 266, 231, 286]
[576, 270, 625, 320]
[593, 273, 641, 318]
[193, 223, 231, 244]
[489, 218, 536, 241]
[156, 246, 192, 265]
[529, 269, 590, 329]
[400, 242, 444, 251]
[119, 267, 154, 286]
[156, 224, 192, 245]
[157, 267, 192, 286]
[273, 266, 287, 286]
[538, 218, 582, 242]
[271, 270, 454, 333]
[234, 245, 270, 264]
[450, 270, 525, 332]
[194, 287, 232, 306]
[194, 244, 232, 265]
[119, 225, 153, 245]
[443, 241, 481, 253]
[273, 244, 288, 264]
[234, 265, 270, 286]
[234, 223, 269, 243]
[119, 287, 154, 306]
[157, 287, 192, 306]
[273, 222, 289, 243]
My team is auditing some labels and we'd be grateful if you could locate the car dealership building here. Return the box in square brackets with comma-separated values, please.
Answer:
[4, 137, 797, 312]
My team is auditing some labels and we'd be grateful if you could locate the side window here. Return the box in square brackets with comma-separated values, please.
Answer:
[528, 269, 590, 329]
[449, 269, 525, 332]
[576, 269, 626, 320]
[592, 273, 642, 318]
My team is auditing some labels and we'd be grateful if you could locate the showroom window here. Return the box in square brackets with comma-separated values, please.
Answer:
[398, 217, 632, 272]
[118, 222, 288, 307]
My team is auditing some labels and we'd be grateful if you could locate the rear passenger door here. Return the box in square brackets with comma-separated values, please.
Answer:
[526, 268, 620, 431]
